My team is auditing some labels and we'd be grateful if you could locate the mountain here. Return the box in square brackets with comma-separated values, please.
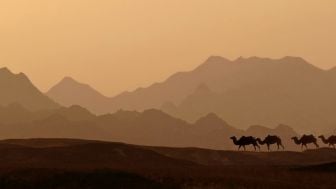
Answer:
[0, 104, 301, 150]
[0, 67, 59, 111]
[47, 77, 110, 114]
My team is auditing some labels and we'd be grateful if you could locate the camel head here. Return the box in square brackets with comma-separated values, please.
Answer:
[291, 136, 301, 144]
[230, 136, 237, 140]
[318, 135, 328, 144]
[256, 138, 263, 144]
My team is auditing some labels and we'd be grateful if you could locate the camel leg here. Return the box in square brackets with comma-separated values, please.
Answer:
[238, 145, 241, 151]
[281, 144, 285, 150]
[276, 144, 280, 151]
[243, 145, 246, 151]
[267, 144, 270, 151]
[314, 142, 319, 148]
[253, 145, 256, 151]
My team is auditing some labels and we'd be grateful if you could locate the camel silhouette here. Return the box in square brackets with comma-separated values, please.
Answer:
[318, 135, 336, 148]
[256, 135, 284, 151]
[230, 136, 260, 151]
[291, 135, 319, 150]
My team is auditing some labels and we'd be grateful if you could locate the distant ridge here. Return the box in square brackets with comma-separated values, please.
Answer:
[0, 104, 300, 150]
[0, 67, 59, 111]
[46, 56, 336, 133]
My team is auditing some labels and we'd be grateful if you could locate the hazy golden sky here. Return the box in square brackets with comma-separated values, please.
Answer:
[1, 0, 336, 96]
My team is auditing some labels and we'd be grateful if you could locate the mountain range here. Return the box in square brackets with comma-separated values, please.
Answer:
[1, 65, 333, 150]
[0, 103, 299, 150]
[47, 56, 336, 133]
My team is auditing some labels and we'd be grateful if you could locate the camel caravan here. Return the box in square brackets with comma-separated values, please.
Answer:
[230, 134, 336, 151]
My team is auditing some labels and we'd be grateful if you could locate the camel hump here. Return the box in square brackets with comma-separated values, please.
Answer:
[302, 134, 315, 139]
[245, 136, 256, 140]
[329, 135, 336, 140]
[239, 136, 247, 140]
[266, 135, 278, 139]
[302, 134, 314, 137]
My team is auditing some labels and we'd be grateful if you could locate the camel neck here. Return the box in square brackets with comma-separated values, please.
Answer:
[320, 136, 328, 144]
[293, 138, 301, 144]
[232, 138, 239, 145]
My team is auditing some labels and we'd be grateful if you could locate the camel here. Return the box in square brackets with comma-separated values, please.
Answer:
[256, 135, 284, 151]
[291, 134, 319, 150]
[318, 135, 336, 148]
[230, 136, 260, 151]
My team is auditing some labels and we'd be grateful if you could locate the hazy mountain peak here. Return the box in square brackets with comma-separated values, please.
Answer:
[275, 124, 297, 133]
[278, 56, 323, 72]
[234, 56, 274, 63]
[281, 56, 307, 63]
[49, 76, 105, 97]
[47, 77, 109, 113]
[58, 76, 86, 87]
[0, 67, 30, 80]
[233, 56, 308, 65]
[195, 113, 229, 127]
[195, 56, 231, 71]
[206, 56, 231, 63]
[0, 67, 12, 75]
[61, 76, 77, 83]
[0, 68, 59, 111]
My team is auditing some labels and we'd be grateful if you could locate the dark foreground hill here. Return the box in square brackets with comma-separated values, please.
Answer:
[0, 138, 335, 189]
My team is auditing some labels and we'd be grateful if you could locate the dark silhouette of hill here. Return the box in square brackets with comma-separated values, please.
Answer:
[0, 138, 335, 189]
[47, 77, 110, 114]
[295, 161, 336, 172]
[46, 56, 336, 133]
[0, 138, 335, 167]
[0, 104, 301, 150]
[0, 169, 174, 189]
[0, 67, 59, 111]
[0, 140, 195, 170]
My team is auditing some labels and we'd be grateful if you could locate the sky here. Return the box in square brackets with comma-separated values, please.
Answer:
[0, 0, 336, 96]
